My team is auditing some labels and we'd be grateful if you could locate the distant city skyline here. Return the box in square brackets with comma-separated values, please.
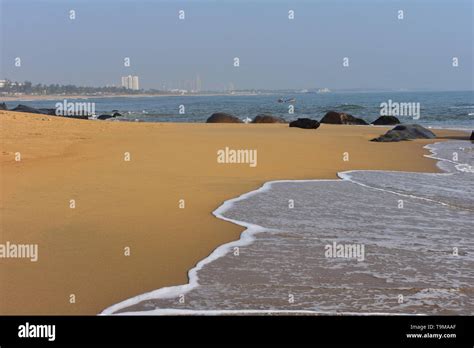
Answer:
[1, 0, 472, 91]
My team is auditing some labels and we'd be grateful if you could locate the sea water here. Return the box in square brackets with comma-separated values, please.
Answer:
[102, 140, 473, 315]
[6, 91, 474, 129]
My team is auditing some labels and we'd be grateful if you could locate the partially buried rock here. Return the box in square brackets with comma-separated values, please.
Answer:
[11, 104, 88, 118]
[206, 112, 242, 123]
[320, 111, 368, 125]
[0, 102, 7, 110]
[11, 104, 46, 114]
[371, 124, 436, 142]
[38, 108, 57, 116]
[371, 115, 400, 125]
[97, 114, 114, 120]
[252, 114, 286, 123]
[289, 118, 320, 129]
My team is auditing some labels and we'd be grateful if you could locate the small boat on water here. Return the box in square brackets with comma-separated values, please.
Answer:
[277, 97, 295, 103]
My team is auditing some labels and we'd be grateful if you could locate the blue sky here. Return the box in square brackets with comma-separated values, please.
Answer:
[1, 0, 472, 90]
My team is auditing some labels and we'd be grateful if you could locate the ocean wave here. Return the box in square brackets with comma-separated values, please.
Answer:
[327, 104, 366, 111]
[449, 105, 474, 109]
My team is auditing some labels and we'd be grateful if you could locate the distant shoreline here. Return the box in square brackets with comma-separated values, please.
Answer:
[2, 90, 472, 102]
[1, 92, 267, 102]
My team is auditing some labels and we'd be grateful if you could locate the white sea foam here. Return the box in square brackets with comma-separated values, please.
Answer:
[110, 308, 422, 316]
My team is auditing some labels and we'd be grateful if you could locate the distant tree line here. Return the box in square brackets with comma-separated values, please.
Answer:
[0, 80, 165, 95]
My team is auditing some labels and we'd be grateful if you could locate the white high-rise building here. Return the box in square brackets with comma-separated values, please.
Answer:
[121, 76, 129, 89]
[196, 74, 202, 92]
[121, 75, 140, 90]
[132, 76, 139, 90]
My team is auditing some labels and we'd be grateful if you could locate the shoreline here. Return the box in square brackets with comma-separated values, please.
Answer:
[102, 177, 362, 315]
[104, 140, 472, 316]
[0, 110, 468, 315]
[0, 92, 265, 102]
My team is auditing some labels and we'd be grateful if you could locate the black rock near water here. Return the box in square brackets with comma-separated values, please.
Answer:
[289, 118, 320, 129]
[371, 116, 400, 125]
[11, 104, 89, 119]
[11, 104, 48, 114]
[206, 112, 243, 123]
[320, 111, 368, 125]
[0, 102, 7, 110]
[252, 114, 286, 124]
[38, 108, 57, 115]
[470, 131, 474, 141]
[97, 112, 125, 120]
[97, 114, 115, 120]
[371, 124, 436, 142]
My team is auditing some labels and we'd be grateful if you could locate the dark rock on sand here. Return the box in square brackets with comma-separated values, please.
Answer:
[112, 112, 122, 117]
[470, 131, 474, 141]
[10, 104, 90, 119]
[0, 102, 7, 110]
[97, 114, 115, 120]
[371, 115, 400, 125]
[252, 114, 286, 123]
[320, 111, 368, 125]
[66, 114, 90, 120]
[371, 124, 436, 142]
[11, 104, 47, 114]
[206, 112, 243, 123]
[289, 118, 320, 129]
[39, 108, 57, 116]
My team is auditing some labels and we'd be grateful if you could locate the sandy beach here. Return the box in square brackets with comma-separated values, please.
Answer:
[0, 110, 467, 315]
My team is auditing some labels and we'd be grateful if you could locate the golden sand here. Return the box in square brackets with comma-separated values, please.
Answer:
[0, 111, 466, 314]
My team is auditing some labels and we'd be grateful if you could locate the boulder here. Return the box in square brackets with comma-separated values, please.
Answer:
[38, 108, 57, 115]
[252, 114, 286, 123]
[470, 131, 474, 141]
[52, 108, 90, 119]
[0, 102, 7, 110]
[112, 112, 122, 117]
[97, 114, 114, 120]
[65, 114, 89, 120]
[320, 111, 368, 125]
[206, 112, 242, 123]
[289, 118, 320, 129]
[371, 115, 400, 125]
[10, 104, 89, 119]
[11, 104, 47, 114]
[371, 124, 436, 142]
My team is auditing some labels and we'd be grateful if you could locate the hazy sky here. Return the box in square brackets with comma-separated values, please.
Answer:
[1, 0, 472, 91]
